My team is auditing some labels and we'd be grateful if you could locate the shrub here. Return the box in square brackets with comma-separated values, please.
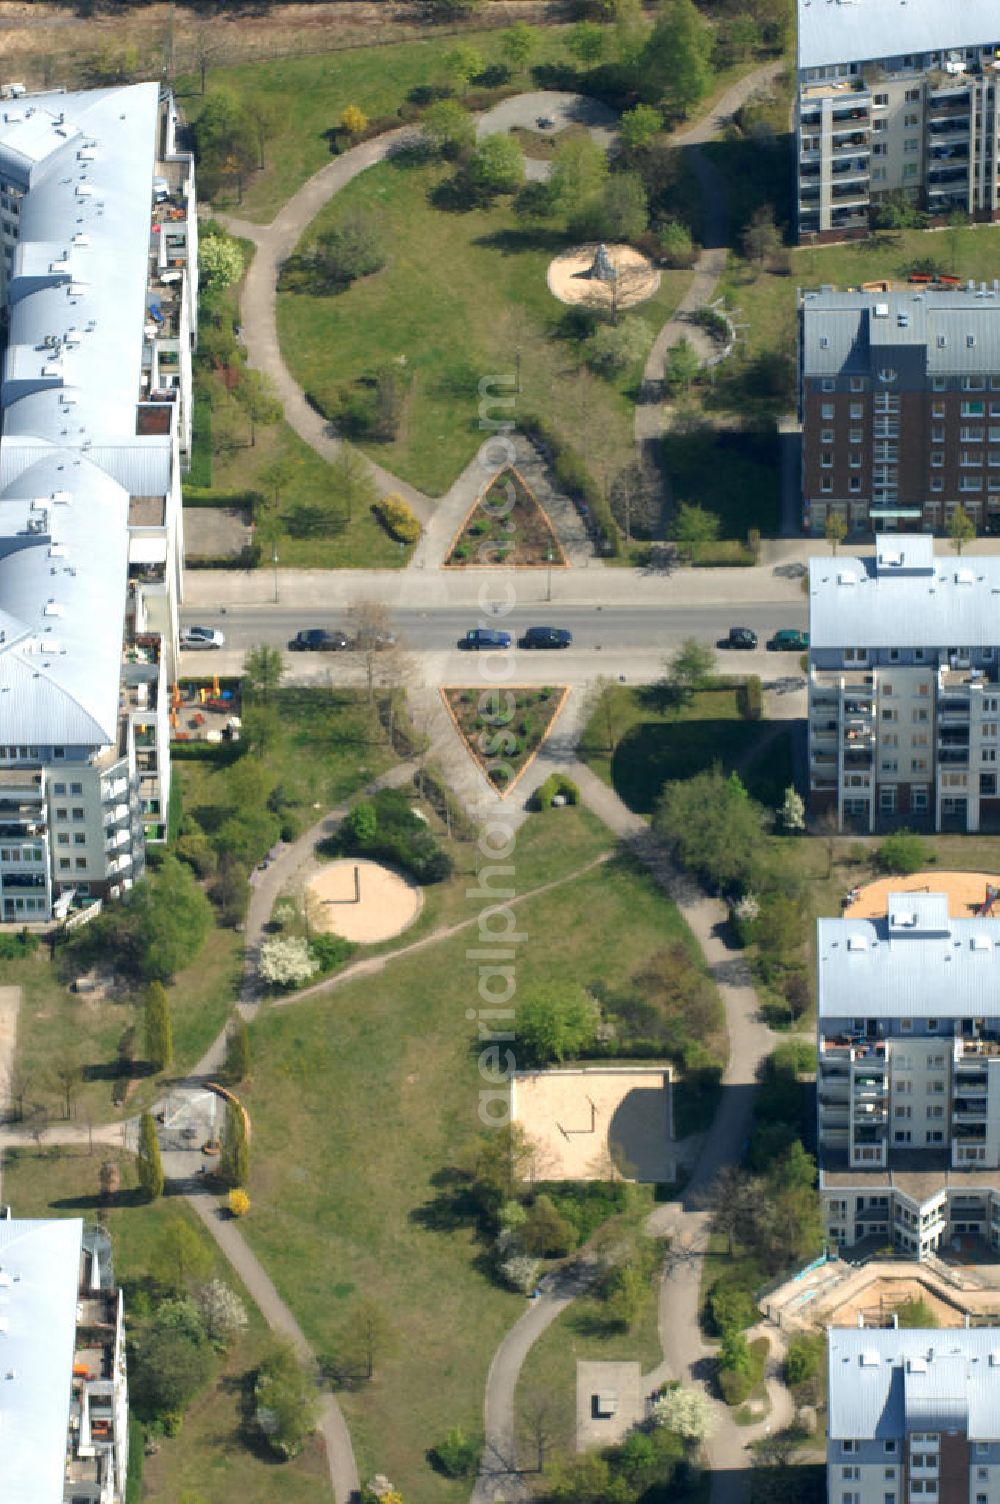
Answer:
[336, 786, 453, 884]
[707, 1278, 758, 1336]
[228, 1188, 250, 1218]
[530, 772, 579, 811]
[309, 932, 355, 975]
[430, 1426, 482, 1478]
[876, 827, 929, 876]
[373, 493, 421, 544]
[896, 1297, 939, 1328]
[785, 1331, 824, 1387]
[498, 1250, 540, 1293]
[718, 1365, 753, 1406]
[255, 1341, 319, 1459]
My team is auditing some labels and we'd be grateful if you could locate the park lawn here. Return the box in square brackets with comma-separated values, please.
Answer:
[580, 683, 795, 814]
[239, 855, 706, 1501]
[183, 24, 582, 222]
[514, 1185, 661, 1464]
[0, 1147, 330, 1504]
[208, 417, 413, 569]
[660, 422, 782, 538]
[6, 925, 242, 1127]
[276, 154, 688, 497]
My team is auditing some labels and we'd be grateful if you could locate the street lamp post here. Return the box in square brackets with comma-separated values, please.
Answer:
[545, 546, 554, 603]
[271, 540, 279, 605]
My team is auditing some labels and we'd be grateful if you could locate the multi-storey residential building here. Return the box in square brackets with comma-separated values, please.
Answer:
[799, 285, 1000, 537]
[0, 82, 196, 921]
[1, 1214, 129, 1503]
[808, 534, 1000, 833]
[827, 1328, 1000, 1504]
[818, 891, 1000, 1260]
[796, 0, 1000, 244]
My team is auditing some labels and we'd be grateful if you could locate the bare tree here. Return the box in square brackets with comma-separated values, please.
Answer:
[584, 675, 625, 757]
[346, 600, 401, 708]
[52, 1055, 82, 1121]
[3, 1059, 31, 1124]
[703, 1164, 756, 1256]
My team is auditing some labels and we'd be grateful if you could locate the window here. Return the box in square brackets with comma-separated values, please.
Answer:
[850, 402, 864, 420]
[850, 476, 861, 493]
[850, 451, 862, 469]
[822, 451, 833, 468]
[983, 748, 997, 763]
[71, 807, 84, 821]
[56, 833, 68, 846]
[55, 807, 67, 822]
[69, 781, 82, 795]
[52, 782, 65, 795]
[823, 378, 836, 393]
[882, 707, 898, 722]
[842, 1442, 858, 1456]
[931, 451, 944, 467]
[964, 377, 986, 392]
[59, 858, 70, 871]
[926, 1105, 944, 1119]
[821, 476, 833, 494]
[850, 428, 863, 443]
[961, 476, 983, 491]
[850, 377, 866, 392]
[894, 1129, 912, 1144]
[932, 425, 945, 441]
[843, 1467, 860, 1481]
[912, 708, 928, 722]
[895, 1104, 912, 1118]
[931, 477, 943, 493]
[874, 92, 888, 105]
[933, 401, 946, 418]
[73, 833, 85, 846]
[821, 403, 835, 420]
[963, 401, 986, 417]
[822, 429, 834, 444]
[905, 87, 920, 101]
[901, 1019, 913, 1032]
[904, 138, 919, 153]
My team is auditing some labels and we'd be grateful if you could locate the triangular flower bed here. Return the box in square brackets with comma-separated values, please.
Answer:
[445, 466, 568, 568]
[441, 685, 569, 796]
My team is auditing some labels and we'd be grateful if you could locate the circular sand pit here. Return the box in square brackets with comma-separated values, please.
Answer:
[305, 858, 422, 945]
[845, 870, 1000, 921]
[547, 241, 660, 310]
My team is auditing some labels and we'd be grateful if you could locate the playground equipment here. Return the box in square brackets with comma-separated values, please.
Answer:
[979, 884, 999, 917]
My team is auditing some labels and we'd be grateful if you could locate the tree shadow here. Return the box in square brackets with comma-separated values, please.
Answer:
[472, 225, 569, 256]
[50, 1187, 148, 1211]
[409, 1164, 483, 1233]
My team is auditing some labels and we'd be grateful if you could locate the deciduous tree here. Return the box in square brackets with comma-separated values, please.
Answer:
[234, 368, 282, 447]
[501, 22, 538, 73]
[949, 502, 976, 554]
[520, 984, 598, 1064]
[224, 1013, 251, 1083]
[219, 1097, 249, 1189]
[467, 134, 525, 195]
[244, 642, 284, 704]
[151, 1216, 212, 1293]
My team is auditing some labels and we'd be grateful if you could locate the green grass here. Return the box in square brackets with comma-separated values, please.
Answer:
[6, 925, 242, 1126]
[0, 1147, 330, 1504]
[238, 852, 702, 1501]
[208, 416, 413, 568]
[661, 424, 782, 538]
[276, 154, 687, 496]
[183, 25, 583, 222]
[514, 1186, 662, 1461]
[580, 683, 795, 815]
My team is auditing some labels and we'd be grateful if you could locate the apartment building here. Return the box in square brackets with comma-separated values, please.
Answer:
[799, 285, 1000, 538]
[808, 534, 1000, 834]
[0, 1215, 129, 1503]
[0, 82, 196, 921]
[828, 1328, 1000, 1504]
[796, 0, 1000, 244]
[818, 891, 1000, 1260]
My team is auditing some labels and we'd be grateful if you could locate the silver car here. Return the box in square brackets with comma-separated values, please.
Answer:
[180, 625, 225, 650]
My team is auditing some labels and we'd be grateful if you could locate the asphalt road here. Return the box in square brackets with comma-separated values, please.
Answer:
[184, 601, 803, 650]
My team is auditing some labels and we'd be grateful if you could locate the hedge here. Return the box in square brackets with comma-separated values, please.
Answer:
[530, 773, 580, 811]
[373, 493, 421, 544]
[519, 413, 620, 557]
[737, 676, 763, 721]
[182, 486, 264, 513]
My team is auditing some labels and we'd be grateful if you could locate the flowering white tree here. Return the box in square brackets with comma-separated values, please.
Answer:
[195, 1279, 249, 1349]
[499, 1252, 540, 1295]
[652, 1384, 715, 1442]
[259, 936, 318, 988]
[732, 891, 760, 925]
[779, 786, 806, 833]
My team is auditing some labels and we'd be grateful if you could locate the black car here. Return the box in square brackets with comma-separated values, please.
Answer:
[520, 626, 573, 649]
[720, 627, 758, 650]
[288, 629, 350, 652]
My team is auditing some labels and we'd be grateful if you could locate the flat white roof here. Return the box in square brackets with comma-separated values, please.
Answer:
[799, 0, 1000, 72]
[0, 1217, 83, 1504]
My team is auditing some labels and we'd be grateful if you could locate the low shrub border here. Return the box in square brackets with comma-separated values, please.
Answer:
[530, 773, 580, 811]
[519, 413, 620, 557]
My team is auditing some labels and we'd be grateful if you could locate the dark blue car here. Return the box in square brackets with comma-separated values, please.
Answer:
[461, 628, 512, 649]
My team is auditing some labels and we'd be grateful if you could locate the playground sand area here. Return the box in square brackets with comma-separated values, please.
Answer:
[845, 871, 1000, 920]
[546, 242, 660, 310]
[512, 1066, 674, 1183]
[304, 858, 422, 944]
[827, 1276, 967, 1329]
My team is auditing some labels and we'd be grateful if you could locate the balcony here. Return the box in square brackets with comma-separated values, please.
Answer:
[831, 133, 870, 153]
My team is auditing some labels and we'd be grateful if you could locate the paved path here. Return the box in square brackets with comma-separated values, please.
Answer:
[224, 90, 621, 516]
[471, 754, 785, 1503]
[635, 60, 784, 452]
[186, 1189, 361, 1503]
[0, 984, 20, 1198]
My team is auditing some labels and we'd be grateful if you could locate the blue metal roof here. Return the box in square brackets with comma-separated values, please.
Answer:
[801, 288, 1000, 378]
[809, 537, 1000, 651]
[799, 0, 1000, 73]
[829, 1329, 1000, 1441]
[0, 1217, 84, 1504]
[818, 893, 1000, 1019]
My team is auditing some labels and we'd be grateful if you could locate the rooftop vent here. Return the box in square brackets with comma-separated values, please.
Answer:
[907, 1357, 928, 1374]
[74, 183, 93, 198]
[938, 335, 947, 348]
[956, 568, 975, 584]
[848, 935, 869, 952]
[968, 334, 977, 348]
[52, 490, 71, 504]
[874, 303, 890, 318]
[897, 313, 909, 328]
[972, 936, 991, 951]
[861, 1350, 880, 1366]
[892, 911, 916, 928]
[838, 571, 858, 586]
[43, 601, 64, 618]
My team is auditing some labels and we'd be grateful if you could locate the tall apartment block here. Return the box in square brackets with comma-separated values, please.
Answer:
[1, 1214, 129, 1503]
[799, 285, 1000, 537]
[808, 535, 1000, 833]
[796, 0, 1000, 244]
[828, 1328, 1000, 1504]
[0, 83, 197, 922]
[818, 891, 1000, 1261]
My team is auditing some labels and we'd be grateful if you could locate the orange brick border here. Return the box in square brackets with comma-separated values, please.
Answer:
[442, 463, 571, 570]
[439, 685, 570, 799]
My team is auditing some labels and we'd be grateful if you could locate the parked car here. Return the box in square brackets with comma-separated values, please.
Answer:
[460, 628, 512, 650]
[288, 629, 350, 652]
[719, 627, 758, 650]
[520, 626, 573, 649]
[767, 628, 809, 652]
[180, 626, 224, 650]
